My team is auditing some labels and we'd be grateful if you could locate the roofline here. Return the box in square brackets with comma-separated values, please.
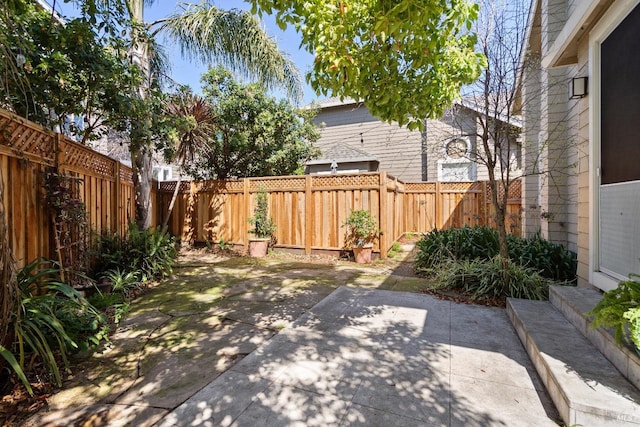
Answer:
[514, 0, 540, 108]
[454, 100, 523, 128]
[35, 0, 65, 23]
[310, 97, 361, 109]
[311, 98, 522, 128]
[542, 0, 613, 68]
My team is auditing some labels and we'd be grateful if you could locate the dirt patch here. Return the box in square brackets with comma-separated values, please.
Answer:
[421, 288, 507, 308]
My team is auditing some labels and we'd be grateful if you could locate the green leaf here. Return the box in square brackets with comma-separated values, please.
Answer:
[0, 346, 33, 396]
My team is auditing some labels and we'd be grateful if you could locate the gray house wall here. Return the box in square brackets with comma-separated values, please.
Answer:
[518, 0, 633, 288]
[306, 160, 378, 175]
[521, 0, 582, 256]
[424, 107, 479, 182]
[313, 102, 517, 183]
[312, 104, 424, 181]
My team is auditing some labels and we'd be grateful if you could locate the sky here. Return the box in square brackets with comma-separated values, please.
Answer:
[52, 0, 318, 104]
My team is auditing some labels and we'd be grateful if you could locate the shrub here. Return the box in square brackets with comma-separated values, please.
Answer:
[428, 257, 559, 301]
[91, 224, 178, 283]
[415, 226, 499, 269]
[87, 292, 124, 309]
[248, 188, 276, 239]
[87, 292, 130, 327]
[507, 233, 576, 282]
[589, 275, 640, 349]
[415, 226, 576, 282]
[342, 209, 380, 247]
[101, 268, 140, 297]
[0, 259, 106, 395]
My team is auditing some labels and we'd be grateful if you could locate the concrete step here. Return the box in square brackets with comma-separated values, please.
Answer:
[507, 297, 640, 426]
[550, 285, 640, 391]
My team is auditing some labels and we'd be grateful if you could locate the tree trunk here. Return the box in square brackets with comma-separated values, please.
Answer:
[128, 0, 154, 229]
[131, 143, 153, 229]
[0, 167, 17, 372]
[489, 180, 510, 283]
[162, 172, 182, 229]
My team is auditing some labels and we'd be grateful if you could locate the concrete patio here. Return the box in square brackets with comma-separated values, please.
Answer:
[158, 286, 559, 426]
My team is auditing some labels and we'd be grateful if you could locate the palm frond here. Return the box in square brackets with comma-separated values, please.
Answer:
[157, 3, 302, 102]
[164, 92, 214, 165]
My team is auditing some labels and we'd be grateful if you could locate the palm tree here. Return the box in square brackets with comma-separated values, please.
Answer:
[161, 92, 214, 228]
[123, 0, 302, 229]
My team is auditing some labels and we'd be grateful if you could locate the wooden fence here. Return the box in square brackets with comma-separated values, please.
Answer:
[158, 173, 522, 259]
[0, 108, 521, 266]
[0, 108, 153, 267]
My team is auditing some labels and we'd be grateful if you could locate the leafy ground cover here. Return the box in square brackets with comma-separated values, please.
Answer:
[414, 227, 577, 304]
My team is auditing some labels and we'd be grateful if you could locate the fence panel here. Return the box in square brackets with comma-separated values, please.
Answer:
[159, 173, 522, 258]
[0, 107, 522, 266]
[0, 108, 148, 268]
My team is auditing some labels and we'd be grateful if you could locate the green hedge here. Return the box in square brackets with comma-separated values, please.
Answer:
[414, 226, 576, 282]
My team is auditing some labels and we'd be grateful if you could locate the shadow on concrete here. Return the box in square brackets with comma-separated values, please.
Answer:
[27, 256, 559, 426]
[157, 287, 559, 426]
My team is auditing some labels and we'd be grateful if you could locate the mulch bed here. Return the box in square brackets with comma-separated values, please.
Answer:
[0, 366, 57, 426]
[421, 288, 507, 308]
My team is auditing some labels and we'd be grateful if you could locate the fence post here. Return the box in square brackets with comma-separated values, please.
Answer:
[305, 175, 312, 255]
[113, 161, 120, 233]
[243, 177, 250, 253]
[55, 134, 65, 168]
[435, 180, 442, 229]
[482, 181, 489, 227]
[378, 172, 387, 259]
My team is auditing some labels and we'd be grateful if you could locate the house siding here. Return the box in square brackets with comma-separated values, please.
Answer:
[422, 108, 479, 181]
[522, 0, 585, 257]
[313, 104, 424, 181]
[314, 103, 511, 183]
[522, 0, 625, 288]
[575, 37, 591, 287]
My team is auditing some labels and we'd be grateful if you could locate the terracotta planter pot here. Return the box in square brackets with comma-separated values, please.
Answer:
[353, 244, 373, 264]
[248, 238, 270, 258]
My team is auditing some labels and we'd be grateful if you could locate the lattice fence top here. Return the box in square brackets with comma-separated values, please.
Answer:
[222, 180, 244, 192]
[312, 173, 380, 189]
[62, 141, 116, 179]
[509, 180, 522, 199]
[159, 181, 190, 193]
[0, 111, 56, 162]
[159, 179, 244, 193]
[486, 180, 522, 200]
[120, 164, 133, 184]
[405, 182, 437, 191]
[250, 177, 306, 191]
[441, 182, 483, 192]
[200, 180, 243, 192]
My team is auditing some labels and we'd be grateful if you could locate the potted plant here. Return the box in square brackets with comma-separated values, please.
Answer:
[343, 209, 380, 264]
[589, 274, 640, 354]
[247, 188, 276, 258]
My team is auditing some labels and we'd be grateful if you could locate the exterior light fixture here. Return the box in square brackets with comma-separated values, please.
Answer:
[330, 160, 338, 174]
[570, 77, 588, 99]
